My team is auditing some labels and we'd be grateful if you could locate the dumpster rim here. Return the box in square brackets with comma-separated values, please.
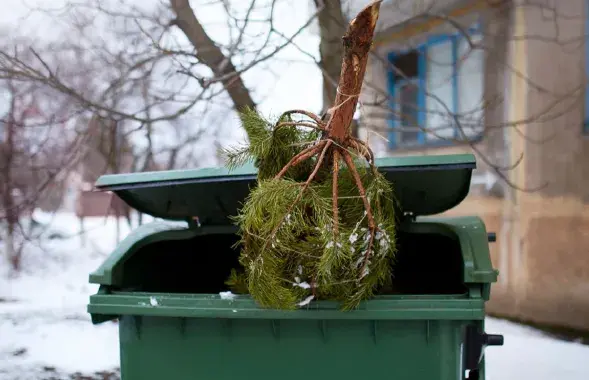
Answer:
[87, 291, 486, 323]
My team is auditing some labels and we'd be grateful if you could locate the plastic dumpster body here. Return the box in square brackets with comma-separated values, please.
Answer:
[87, 153, 503, 380]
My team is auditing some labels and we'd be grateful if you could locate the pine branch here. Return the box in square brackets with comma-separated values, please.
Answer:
[228, 0, 397, 311]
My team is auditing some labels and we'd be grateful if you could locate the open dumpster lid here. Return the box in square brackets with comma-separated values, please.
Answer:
[94, 153, 476, 224]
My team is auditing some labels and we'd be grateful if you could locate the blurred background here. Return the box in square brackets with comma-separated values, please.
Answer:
[0, 0, 588, 379]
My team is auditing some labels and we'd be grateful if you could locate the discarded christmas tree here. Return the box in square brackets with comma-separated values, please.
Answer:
[225, 0, 398, 311]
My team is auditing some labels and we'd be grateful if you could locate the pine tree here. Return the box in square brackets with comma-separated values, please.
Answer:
[225, 0, 398, 311]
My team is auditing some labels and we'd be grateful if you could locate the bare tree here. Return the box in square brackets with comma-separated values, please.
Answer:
[2, 0, 321, 117]
[1, 0, 584, 198]
[0, 45, 88, 270]
[313, 0, 346, 111]
[1, 0, 324, 256]
[0, 0, 328, 177]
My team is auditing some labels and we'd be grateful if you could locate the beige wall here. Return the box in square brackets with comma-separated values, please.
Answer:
[445, 195, 589, 331]
[459, 0, 589, 331]
[499, 0, 589, 331]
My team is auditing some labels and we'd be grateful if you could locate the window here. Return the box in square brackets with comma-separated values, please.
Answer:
[386, 24, 485, 149]
[390, 50, 422, 145]
[395, 78, 421, 144]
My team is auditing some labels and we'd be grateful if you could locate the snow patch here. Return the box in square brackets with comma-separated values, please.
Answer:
[297, 295, 314, 307]
[0, 212, 126, 377]
[149, 297, 159, 307]
[294, 282, 311, 289]
[349, 233, 358, 244]
[293, 275, 311, 289]
[219, 291, 237, 301]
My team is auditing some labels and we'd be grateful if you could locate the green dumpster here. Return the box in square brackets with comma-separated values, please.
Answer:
[87, 153, 504, 380]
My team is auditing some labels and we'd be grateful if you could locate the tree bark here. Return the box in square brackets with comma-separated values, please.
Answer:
[170, 0, 257, 113]
[2, 82, 20, 271]
[326, 0, 381, 143]
[314, 0, 346, 112]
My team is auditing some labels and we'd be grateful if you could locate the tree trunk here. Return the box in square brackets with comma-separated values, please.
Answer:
[170, 0, 257, 113]
[2, 83, 21, 272]
[314, 0, 346, 112]
[326, 0, 381, 143]
[5, 225, 19, 271]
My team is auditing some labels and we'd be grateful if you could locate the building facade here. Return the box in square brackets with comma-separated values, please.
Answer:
[357, 0, 589, 331]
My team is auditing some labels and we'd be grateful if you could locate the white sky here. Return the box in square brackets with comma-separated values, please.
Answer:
[0, 0, 323, 112]
[0, 0, 324, 166]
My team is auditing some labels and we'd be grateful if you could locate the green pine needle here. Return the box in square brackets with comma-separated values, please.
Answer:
[226, 107, 398, 311]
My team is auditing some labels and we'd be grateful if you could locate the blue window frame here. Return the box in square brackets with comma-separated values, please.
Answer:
[386, 23, 484, 149]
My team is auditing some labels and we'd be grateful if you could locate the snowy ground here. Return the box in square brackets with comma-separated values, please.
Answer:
[0, 211, 129, 380]
[1, 211, 588, 380]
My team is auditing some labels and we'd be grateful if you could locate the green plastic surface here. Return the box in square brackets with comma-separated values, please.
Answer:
[94, 153, 476, 223]
[116, 316, 474, 380]
[89, 292, 484, 321]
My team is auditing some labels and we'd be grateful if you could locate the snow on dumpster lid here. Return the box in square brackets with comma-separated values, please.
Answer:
[94, 153, 476, 224]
